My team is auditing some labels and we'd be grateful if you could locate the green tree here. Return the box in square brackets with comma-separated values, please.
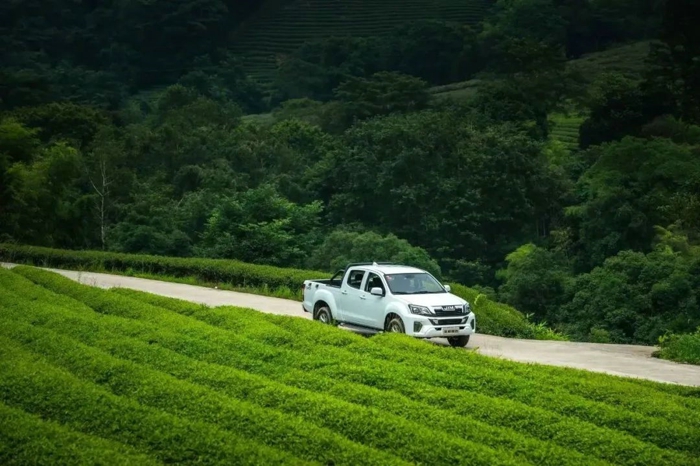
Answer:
[497, 243, 573, 323]
[307, 230, 442, 278]
[314, 109, 564, 281]
[566, 136, 700, 270]
[196, 185, 323, 267]
[562, 248, 700, 344]
[333, 72, 430, 124]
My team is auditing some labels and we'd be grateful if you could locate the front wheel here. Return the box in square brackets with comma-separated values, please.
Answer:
[447, 335, 470, 348]
[314, 306, 333, 325]
[386, 316, 405, 333]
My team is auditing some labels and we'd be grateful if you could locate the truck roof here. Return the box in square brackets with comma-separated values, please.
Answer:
[347, 263, 428, 275]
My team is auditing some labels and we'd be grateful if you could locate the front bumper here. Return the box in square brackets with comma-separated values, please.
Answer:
[405, 312, 476, 338]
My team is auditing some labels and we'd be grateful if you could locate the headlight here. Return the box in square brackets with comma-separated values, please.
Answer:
[463, 303, 471, 314]
[409, 304, 432, 316]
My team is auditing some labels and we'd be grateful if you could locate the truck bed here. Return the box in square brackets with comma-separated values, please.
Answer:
[307, 279, 341, 288]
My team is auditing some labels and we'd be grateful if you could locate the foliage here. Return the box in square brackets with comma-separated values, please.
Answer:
[496, 243, 573, 324]
[567, 136, 700, 270]
[657, 327, 700, 366]
[561, 248, 700, 344]
[1, 0, 699, 347]
[316, 109, 565, 281]
[0, 244, 564, 340]
[333, 72, 430, 124]
[307, 230, 441, 277]
[195, 184, 323, 266]
[273, 21, 482, 102]
[1, 266, 698, 466]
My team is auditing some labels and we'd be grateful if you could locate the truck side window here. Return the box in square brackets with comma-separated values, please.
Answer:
[364, 273, 384, 293]
[347, 270, 366, 289]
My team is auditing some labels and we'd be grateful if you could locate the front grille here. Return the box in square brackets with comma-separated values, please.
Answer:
[434, 308, 463, 317]
[430, 318, 463, 325]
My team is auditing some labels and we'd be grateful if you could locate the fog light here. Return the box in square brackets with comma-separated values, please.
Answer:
[414, 322, 423, 332]
[470, 319, 475, 330]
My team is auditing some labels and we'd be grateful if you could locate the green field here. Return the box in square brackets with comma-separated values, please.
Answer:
[230, 0, 491, 86]
[1, 265, 699, 465]
[0, 244, 565, 341]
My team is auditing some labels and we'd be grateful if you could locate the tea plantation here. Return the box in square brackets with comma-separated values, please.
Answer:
[1, 266, 699, 465]
[230, 0, 491, 85]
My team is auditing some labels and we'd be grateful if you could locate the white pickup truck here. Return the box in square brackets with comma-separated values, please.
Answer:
[302, 262, 475, 347]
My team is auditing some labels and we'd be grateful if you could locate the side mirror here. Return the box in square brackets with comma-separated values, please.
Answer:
[443, 284, 451, 293]
[370, 287, 384, 297]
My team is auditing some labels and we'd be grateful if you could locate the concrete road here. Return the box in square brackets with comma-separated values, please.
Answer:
[3, 263, 700, 387]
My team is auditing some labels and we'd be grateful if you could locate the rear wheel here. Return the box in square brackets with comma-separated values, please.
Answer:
[386, 316, 405, 333]
[447, 335, 470, 348]
[314, 305, 333, 325]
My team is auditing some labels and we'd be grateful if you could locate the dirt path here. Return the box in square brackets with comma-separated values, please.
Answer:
[4, 263, 700, 387]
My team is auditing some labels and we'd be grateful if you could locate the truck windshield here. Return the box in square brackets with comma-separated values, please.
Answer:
[384, 273, 445, 295]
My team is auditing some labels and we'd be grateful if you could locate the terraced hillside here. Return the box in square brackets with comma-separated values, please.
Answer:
[568, 41, 651, 83]
[2, 265, 700, 465]
[231, 0, 491, 86]
[550, 114, 585, 152]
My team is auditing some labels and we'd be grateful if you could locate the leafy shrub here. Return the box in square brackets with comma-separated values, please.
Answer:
[0, 401, 159, 466]
[0, 242, 329, 290]
[306, 230, 441, 277]
[657, 328, 700, 365]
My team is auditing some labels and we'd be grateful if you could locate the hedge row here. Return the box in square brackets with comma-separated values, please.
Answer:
[113, 287, 700, 434]
[0, 243, 327, 291]
[113, 287, 700, 420]
[0, 278, 527, 466]
[0, 340, 302, 465]
[0, 280, 597, 466]
[0, 243, 565, 339]
[0, 401, 159, 466]
[0, 319, 415, 466]
[7, 267, 697, 466]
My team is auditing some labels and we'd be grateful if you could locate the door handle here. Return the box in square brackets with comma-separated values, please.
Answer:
[342, 290, 348, 295]
[360, 295, 366, 300]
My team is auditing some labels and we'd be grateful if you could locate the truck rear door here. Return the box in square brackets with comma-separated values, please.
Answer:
[337, 267, 367, 325]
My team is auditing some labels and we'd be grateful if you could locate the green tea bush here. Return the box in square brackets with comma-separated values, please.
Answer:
[657, 328, 700, 365]
[0, 243, 566, 340]
[0, 401, 160, 466]
[0, 284, 600, 466]
[5, 267, 698, 466]
[0, 243, 328, 291]
[0, 320, 412, 466]
[0, 287, 524, 465]
[0, 340, 302, 466]
[115, 287, 700, 430]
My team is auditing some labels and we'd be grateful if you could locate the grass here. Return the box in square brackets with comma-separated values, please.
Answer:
[1, 266, 699, 465]
[0, 243, 567, 340]
[229, 0, 492, 86]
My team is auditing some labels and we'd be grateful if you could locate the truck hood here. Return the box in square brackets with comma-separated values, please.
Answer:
[395, 292, 466, 308]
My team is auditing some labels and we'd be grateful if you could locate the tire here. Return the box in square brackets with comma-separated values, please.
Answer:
[314, 305, 333, 325]
[386, 316, 405, 333]
[447, 335, 470, 348]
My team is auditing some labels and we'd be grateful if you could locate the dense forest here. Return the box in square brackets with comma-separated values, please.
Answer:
[1, 0, 699, 345]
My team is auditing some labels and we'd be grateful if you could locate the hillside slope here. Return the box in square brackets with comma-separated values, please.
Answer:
[230, 0, 491, 85]
[1, 266, 700, 465]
